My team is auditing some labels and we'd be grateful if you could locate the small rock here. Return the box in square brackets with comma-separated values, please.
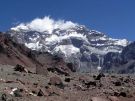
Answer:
[49, 76, 62, 85]
[91, 97, 109, 101]
[119, 92, 127, 97]
[37, 89, 44, 96]
[79, 76, 88, 83]
[14, 64, 28, 73]
[113, 81, 122, 86]
[10, 88, 23, 97]
[1, 94, 7, 101]
[73, 84, 86, 91]
[84, 81, 96, 88]
[64, 78, 71, 82]
[113, 91, 127, 97]
[95, 73, 105, 80]
[114, 92, 119, 97]
[45, 86, 59, 96]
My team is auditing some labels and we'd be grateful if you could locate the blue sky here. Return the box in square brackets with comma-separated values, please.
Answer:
[0, 0, 135, 41]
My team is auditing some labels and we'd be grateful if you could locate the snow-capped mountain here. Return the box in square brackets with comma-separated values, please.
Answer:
[7, 16, 129, 72]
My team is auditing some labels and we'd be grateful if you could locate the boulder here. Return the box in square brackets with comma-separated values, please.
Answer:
[64, 78, 71, 82]
[14, 64, 28, 73]
[95, 73, 105, 80]
[37, 89, 44, 96]
[49, 76, 64, 89]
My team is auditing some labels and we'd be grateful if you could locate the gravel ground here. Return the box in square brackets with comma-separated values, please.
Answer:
[0, 64, 135, 101]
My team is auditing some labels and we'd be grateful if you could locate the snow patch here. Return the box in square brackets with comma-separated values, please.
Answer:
[114, 39, 128, 47]
[25, 41, 42, 50]
[54, 45, 80, 57]
[45, 32, 88, 45]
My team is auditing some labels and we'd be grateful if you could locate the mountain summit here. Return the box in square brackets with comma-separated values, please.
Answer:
[8, 17, 129, 72]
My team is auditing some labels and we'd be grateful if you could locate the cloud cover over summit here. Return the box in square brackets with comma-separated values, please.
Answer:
[11, 16, 78, 34]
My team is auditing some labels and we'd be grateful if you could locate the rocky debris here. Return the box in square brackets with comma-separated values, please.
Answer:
[0, 65, 135, 101]
[48, 76, 64, 89]
[78, 75, 103, 89]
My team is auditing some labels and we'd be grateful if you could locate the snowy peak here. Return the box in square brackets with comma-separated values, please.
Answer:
[8, 16, 129, 72]
[9, 16, 129, 54]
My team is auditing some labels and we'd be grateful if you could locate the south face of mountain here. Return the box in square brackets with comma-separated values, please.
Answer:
[7, 17, 129, 72]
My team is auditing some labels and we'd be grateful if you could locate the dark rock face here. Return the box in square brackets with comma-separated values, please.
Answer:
[70, 37, 84, 48]
[102, 52, 122, 72]
[102, 42, 135, 74]
[121, 41, 135, 61]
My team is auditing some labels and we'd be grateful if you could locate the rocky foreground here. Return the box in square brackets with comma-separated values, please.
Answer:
[0, 64, 135, 101]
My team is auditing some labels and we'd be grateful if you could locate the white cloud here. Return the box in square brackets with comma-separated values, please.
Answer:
[11, 16, 78, 34]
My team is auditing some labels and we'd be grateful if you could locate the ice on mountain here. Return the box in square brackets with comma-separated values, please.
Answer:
[54, 45, 80, 57]
[25, 41, 42, 50]
[114, 39, 128, 46]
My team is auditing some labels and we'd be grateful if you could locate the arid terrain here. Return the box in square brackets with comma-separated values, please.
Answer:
[0, 17, 135, 101]
[0, 64, 135, 101]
